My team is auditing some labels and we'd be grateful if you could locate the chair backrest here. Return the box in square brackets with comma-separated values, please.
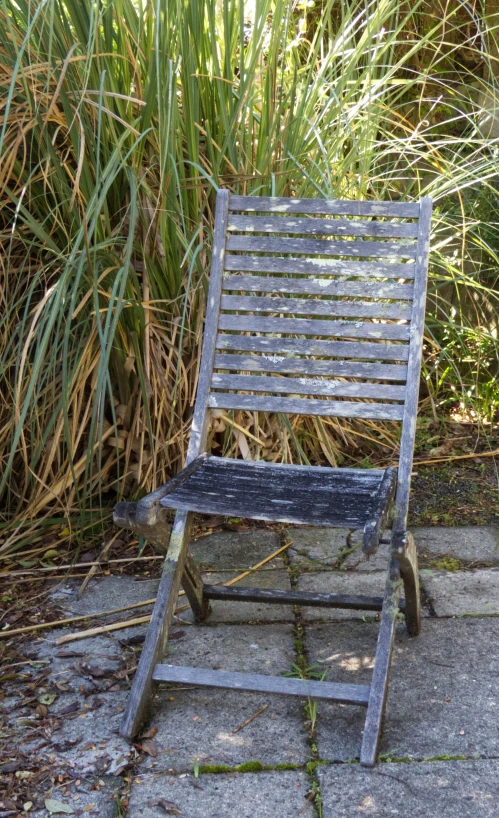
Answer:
[187, 189, 432, 530]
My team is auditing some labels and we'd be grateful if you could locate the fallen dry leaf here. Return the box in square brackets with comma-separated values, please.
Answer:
[55, 701, 80, 716]
[147, 799, 182, 815]
[44, 798, 74, 814]
[140, 726, 158, 740]
[141, 739, 159, 757]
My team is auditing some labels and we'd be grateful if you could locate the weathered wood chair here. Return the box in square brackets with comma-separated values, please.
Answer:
[114, 190, 432, 766]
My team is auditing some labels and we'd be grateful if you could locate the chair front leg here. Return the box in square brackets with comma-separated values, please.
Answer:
[120, 510, 193, 739]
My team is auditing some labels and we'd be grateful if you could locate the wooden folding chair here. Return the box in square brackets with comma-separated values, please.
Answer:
[114, 190, 432, 765]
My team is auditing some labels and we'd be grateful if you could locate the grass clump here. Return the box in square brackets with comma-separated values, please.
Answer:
[2, 0, 499, 553]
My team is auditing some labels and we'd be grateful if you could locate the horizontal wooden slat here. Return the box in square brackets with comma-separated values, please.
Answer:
[216, 334, 410, 361]
[218, 315, 410, 341]
[222, 275, 414, 300]
[214, 353, 408, 380]
[220, 295, 412, 321]
[208, 393, 405, 420]
[229, 194, 420, 218]
[152, 664, 371, 705]
[203, 584, 386, 610]
[211, 373, 406, 400]
[226, 235, 417, 259]
[224, 255, 414, 279]
[227, 214, 419, 239]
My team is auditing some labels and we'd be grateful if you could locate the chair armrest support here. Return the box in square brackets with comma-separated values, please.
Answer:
[113, 454, 209, 537]
[362, 467, 397, 556]
[134, 454, 210, 525]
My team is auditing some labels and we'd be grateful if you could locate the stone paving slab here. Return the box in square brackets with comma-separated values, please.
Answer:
[318, 759, 499, 817]
[297, 570, 430, 621]
[342, 533, 391, 572]
[128, 771, 314, 818]
[422, 567, 499, 617]
[178, 569, 294, 624]
[306, 618, 499, 761]
[33, 630, 125, 692]
[296, 571, 387, 621]
[414, 526, 499, 565]
[144, 623, 309, 769]
[54, 575, 160, 616]
[287, 527, 349, 568]
[46, 691, 131, 775]
[30, 776, 122, 818]
[189, 529, 283, 570]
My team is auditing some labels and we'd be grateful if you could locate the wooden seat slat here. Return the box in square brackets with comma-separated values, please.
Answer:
[159, 455, 385, 525]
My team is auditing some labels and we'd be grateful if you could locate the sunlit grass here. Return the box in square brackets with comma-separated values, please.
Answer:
[1, 0, 499, 553]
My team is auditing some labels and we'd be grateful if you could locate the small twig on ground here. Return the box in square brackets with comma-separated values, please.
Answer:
[232, 704, 269, 733]
[55, 614, 153, 643]
[411, 448, 499, 467]
[78, 532, 120, 599]
[371, 770, 418, 796]
[52, 539, 293, 645]
[0, 554, 164, 578]
[0, 597, 158, 639]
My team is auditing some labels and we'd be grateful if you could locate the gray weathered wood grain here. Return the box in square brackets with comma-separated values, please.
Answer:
[220, 294, 412, 321]
[208, 393, 405, 420]
[218, 314, 410, 340]
[360, 558, 401, 766]
[224, 255, 414, 278]
[229, 194, 420, 218]
[120, 510, 192, 738]
[216, 333, 410, 361]
[152, 663, 371, 705]
[226, 235, 418, 259]
[211, 373, 406, 400]
[222, 275, 414, 299]
[213, 353, 408, 381]
[184, 189, 230, 464]
[392, 197, 432, 533]
[227, 214, 419, 238]
[362, 467, 398, 556]
[203, 584, 385, 610]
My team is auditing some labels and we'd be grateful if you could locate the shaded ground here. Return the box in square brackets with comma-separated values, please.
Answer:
[2, 525, 499, 816]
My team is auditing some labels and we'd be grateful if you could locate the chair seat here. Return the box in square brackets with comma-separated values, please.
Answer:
[159, 456, 387, 527]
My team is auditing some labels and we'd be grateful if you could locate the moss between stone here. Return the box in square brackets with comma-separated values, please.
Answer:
[426, 557, 465, 572]
[423, 754, 469, 762]
[198, 764, 233, 774]
[197, 761, 302, 775]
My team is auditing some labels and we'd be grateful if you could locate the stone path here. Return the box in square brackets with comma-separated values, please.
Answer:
[4, 525, 499, 817]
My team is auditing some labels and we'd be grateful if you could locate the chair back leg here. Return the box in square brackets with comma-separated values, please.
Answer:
[393, 531, 421, 636]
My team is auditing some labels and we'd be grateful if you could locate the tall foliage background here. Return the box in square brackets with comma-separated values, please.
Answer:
[1, 0, 499, 554]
